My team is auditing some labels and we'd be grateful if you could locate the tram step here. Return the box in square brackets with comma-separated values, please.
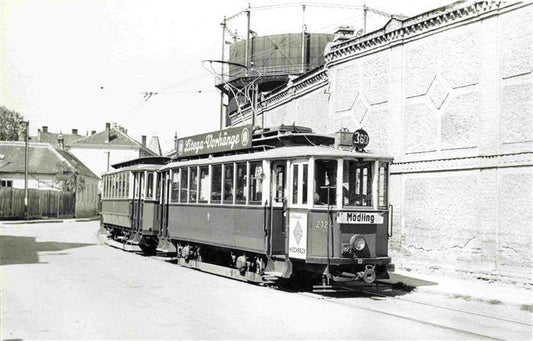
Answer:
[263, 271, 283, 277]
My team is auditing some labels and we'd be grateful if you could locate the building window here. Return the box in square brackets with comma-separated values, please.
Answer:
[343, 160, 373, 207]
[211, 165, 222, 203]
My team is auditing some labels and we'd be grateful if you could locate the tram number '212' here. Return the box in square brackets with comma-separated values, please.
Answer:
[314, 220, 329, 229]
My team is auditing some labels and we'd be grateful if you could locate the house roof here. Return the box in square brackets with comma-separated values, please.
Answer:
[0, 141, 99, 179]
[36, 131, 83, 147]
[71, 127, 157, 156]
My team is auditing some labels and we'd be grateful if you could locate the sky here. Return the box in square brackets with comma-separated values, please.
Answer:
[1, 0, 453, 153]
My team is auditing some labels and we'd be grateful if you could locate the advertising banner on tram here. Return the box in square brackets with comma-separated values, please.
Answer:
[288, 212, 307, 259]
[177, 125, 253, 158]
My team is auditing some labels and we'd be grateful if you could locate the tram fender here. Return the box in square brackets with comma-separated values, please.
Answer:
[265, 257, 293, 278]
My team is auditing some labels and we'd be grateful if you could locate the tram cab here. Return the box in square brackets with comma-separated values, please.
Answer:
[100, 156, 169, 253]
[160, 125, 393, 287]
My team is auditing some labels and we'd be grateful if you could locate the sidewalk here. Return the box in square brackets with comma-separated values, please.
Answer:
[386, 268, 533, 307]
[0, 216, 100, 226]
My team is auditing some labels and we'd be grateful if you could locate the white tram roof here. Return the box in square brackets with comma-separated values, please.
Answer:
[104, 163, 163, 175]
[162, 145, 393, 170]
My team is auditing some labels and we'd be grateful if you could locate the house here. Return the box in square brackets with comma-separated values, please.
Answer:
[0, 141, 100, 218]
[35, 123, 160, 181]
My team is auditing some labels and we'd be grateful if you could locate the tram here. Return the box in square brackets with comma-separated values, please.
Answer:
[156, 124, 394, 289]
[100, 156, 169, 253]
[100, 124, 393, 289]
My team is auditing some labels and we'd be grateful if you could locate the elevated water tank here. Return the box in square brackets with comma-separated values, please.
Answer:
[226, 32, 333, 92]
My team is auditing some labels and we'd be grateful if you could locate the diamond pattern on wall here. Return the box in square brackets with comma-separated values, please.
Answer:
[428, 74, 450, 110]
[352, 93, 370, 124]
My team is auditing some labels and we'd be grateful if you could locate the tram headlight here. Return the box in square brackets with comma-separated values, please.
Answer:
[350, 235, 366, 251]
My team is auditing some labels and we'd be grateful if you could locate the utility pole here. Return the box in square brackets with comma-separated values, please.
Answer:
[245, 4, 251, 68]
[220, 17, 227, 129]
[23, 120, 29, 220]
[301, 4, 306, 73]
[363, 2, 368, 34]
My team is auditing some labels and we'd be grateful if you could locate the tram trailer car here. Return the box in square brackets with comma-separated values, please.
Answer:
[159, 125, 394, 288]
[101, 156, 169, 253]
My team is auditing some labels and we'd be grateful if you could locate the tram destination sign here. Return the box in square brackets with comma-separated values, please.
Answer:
[177, 125, 253, 158]
[337, 212, 384, 224]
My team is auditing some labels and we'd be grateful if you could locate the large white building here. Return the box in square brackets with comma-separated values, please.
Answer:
[229, 1, 533, 285]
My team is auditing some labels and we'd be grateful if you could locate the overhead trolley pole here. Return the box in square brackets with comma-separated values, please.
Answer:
[220, 16, 227, 129]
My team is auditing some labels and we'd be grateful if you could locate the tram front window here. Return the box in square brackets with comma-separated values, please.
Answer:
[314, 159, 337, 205]
[343, 160, 373, 207]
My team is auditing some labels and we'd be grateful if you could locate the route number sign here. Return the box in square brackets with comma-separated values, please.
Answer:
[353, 129, 369, 150]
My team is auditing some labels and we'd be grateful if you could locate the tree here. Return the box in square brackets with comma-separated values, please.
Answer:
[55, 161, 86, 194]
[0, 106, 25, 141]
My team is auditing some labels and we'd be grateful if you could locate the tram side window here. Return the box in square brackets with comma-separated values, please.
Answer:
[120, 174, 123, 198]
[180, 168, 188, 203]
[378, 162, 388, 208]
[292, 164, 299, 205]
[249, 162, 263, 204]
[156, 173, 161, 199]
[125, 173, 129, 198]
[146, 172, 154, 199]
[302, 164, 308, 204]
[223, 163, 234, 204]
[314, 159, 337, 205]
[343, 160, 373, 207]
[171, 170, 180, 202]
[211, 165, 222, 203]
[111, 174, 117, 198]
[189, 167, 198, 202]
[198, 166, 209, 203]
[235, 162, 247, 204]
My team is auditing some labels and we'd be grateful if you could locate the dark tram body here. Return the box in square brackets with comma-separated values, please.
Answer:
[101, 125, 394, 289]
[101, 156, 169, 253]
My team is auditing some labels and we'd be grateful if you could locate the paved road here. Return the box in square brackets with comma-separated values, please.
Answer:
[1, 221, 531, 340]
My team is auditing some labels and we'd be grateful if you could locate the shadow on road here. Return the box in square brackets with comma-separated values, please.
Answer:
[304, 273, 440, 298]
[0, 235, 96, 265]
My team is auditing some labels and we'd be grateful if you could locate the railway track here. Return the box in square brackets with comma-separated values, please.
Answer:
[295, 283, 531, 341]
[135, 249, 532, 340]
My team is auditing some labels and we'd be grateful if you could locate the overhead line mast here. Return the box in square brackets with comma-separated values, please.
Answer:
[217, 2, 397, 129]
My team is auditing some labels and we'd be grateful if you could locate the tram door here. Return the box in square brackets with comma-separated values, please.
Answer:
[160, 171, 170, 238]
[132, 171, 144, 235]
[268, 161, 287, 255]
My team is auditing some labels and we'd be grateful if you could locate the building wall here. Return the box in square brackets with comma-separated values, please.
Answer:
[253, 2, 533, 284]
[2, 173, 58, 190]
[69, 147, 140, 180]
[75, 177, 99, 218]
[1, 173, 99, 218]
